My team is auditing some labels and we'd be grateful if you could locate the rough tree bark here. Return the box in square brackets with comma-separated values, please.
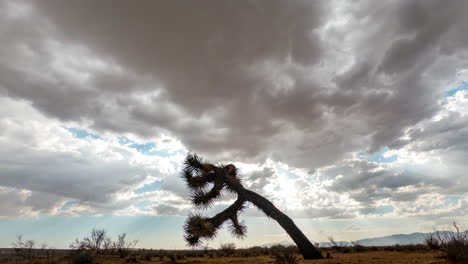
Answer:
[182, 154, 323, 259]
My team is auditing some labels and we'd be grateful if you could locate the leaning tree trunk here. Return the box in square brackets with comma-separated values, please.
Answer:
[181, 154, 323, 259]
[241, 188, 323, 259]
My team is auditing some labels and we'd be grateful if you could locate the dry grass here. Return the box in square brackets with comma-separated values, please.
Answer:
[0, 250, 449, 264]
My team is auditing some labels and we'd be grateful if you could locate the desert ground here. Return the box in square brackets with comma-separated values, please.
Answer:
[0, 250, 450, 264]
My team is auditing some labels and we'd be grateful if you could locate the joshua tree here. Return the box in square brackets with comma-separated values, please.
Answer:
[182, 154, 323, 259]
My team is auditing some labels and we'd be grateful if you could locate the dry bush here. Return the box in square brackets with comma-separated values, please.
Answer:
[168, 254, 176, 264]
[156, 249, 167, 261]
[70, 252, 96, 264]
[12, 235, 48, 260]
[248, 246, 269, 255]
[69, 228, 138, 259]
[272, 246, 300, 264]
[269, 244, 300, 256]
[328, 237, 351, 253]
[425, 233, 441, 250]
[425, 222, 468, 262]
[70, 228, 109, 254]
[125, 255, 139, 263]
[350, 241, 365, 252]
[219, 242, 236, 256]
[113, 233, 138, 259]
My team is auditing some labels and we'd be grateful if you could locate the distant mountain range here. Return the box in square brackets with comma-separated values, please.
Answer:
[352, 232, 429, 246]
[262, 231, 463, 247]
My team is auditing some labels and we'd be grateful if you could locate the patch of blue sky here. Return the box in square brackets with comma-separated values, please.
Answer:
[129, 142, 174, 157]
[67, 127, 100, 140]
[428, 196, 463, 210]
[59, 200, 79, 211]
[359, 147, 398, 163]
[134, 180, 164, 194]
[446, 81, 468, 97]
[118, 136, 134, 145]
[129, 142, 156, 153]
[117, 136, 176, 157]
[374, 205, 394, 214]
[445, 195, 463, 205]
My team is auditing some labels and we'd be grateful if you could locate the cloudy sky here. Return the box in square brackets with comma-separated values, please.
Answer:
[1, 0, 468, 249]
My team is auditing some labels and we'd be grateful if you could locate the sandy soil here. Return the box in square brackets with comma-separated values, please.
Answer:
[0, 251, 449, 264]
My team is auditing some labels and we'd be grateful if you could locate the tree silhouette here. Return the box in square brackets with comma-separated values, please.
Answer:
[182, 154, 323, 259]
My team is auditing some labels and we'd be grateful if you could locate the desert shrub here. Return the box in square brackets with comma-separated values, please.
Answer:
[404, 244, 427, 251]
[328, 237, 350, 253]
[270, 244, 287, 253]
[269, 244, 299, 256]
[43, 248, 58, 264]
[382, 245, 395, 251]
[425, 232, 441, 250]
[425, 222, 468, 262]
[141, 251, 152, 261]
[136, 249, 154, 260]
[169, 254, 176, 264]
[157, 249, 167, 260]
[219, 242, 236, 256]
[125, 255, 139, 263]
[351, 241, 365, 252]
[12, 235, 47, 260]
[70, 228, 110, 254]
[272, 247, 300, 264]
[113, 233, 138, 258]
[247, 246, 268, 256]
[70, 252, 96, 264]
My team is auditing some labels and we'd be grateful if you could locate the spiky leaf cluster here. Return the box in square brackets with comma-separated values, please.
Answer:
[182, 154, 241, 209]
[182, 154, 247, 247]
[228, 214, 247, 239]
[183, 214, 215, 247]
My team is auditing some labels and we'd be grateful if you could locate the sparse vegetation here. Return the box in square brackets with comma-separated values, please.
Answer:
[70, 228, 109, 254]
[272, 253, 300, 264]
[0, 240, 452, 264]
[69, 228, 137, 259]
[425, 222, 468, 262]
[5, 226, 466, 264]
[271, 245, 300, 264]
[219, 242, 236, 256]
[12, 235, 47, 260]
[70, 252, 96, 264]
[328, 236, 351, 253]
[113, 233, 138, 259]
[350, 241, 365, 252]
[140, 249, 153, 261]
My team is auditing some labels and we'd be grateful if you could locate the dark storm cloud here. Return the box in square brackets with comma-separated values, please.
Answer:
[1, 0, 467, 169]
